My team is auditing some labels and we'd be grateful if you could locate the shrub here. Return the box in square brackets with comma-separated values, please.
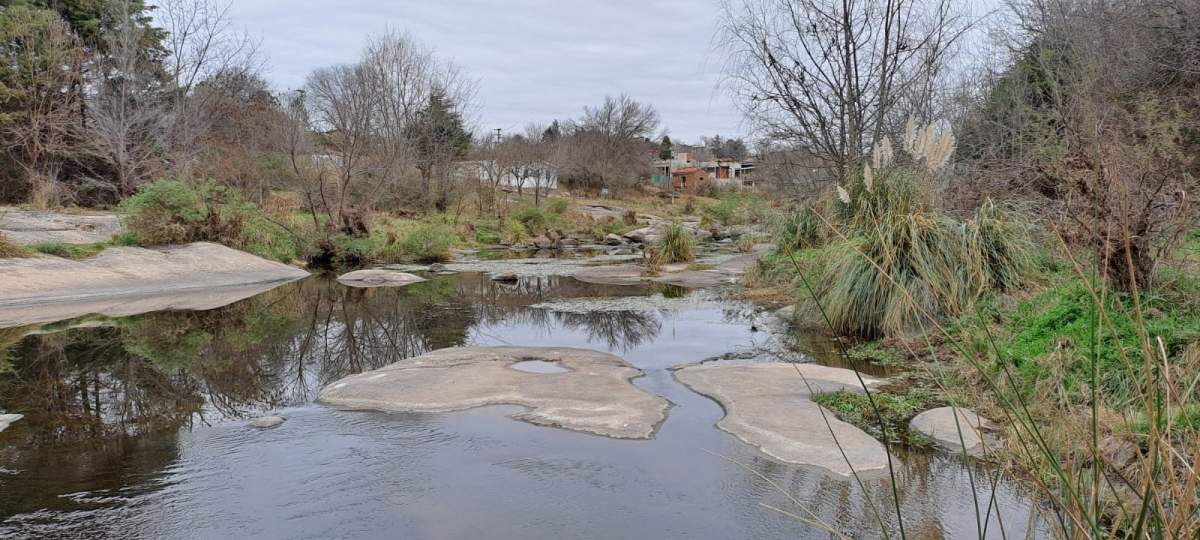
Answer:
[121, 179, 301, 262]
[511, 206, 547, 235]
[395, 223, 453, 263]
[503, 221, 529, 244]
[474, 228, 501, 245]
[0, 233, 29, 258]
[734, 235, 755, 253]
[654, 224, 696, 264]
[546, 198, 570, 215]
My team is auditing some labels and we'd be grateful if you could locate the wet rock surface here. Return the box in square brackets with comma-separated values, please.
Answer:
[674, 362, 890, 477]
[909, 407, 996, 457]
[0, 242, 308, 328]
[336, 269, 426, 288]
[320, 346, 670, 439]
[0, 207, 124, 245]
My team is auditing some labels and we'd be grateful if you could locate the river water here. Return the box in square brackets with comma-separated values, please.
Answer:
[0, 269, 1048, 539]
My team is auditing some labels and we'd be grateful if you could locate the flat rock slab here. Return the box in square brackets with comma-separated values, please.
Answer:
[674, 362, 890, 478]
[0, 414, 23, 433]
[320, 346, 669, 439]
[337, 269, 426, 288]
[0, 207, 124, 245]
[909, 407, 996, 457]
[249, 415, 287, 429]
[573, 249, 767, 288]
[0, 242, 308, 328]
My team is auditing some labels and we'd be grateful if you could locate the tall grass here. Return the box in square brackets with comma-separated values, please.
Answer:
[654, 224, 696, 264]
[772, 125, 1199, 539]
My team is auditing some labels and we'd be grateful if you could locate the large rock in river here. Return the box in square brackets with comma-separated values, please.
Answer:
[320, 346, 669, 439]
[674, 362, 890, 477]
[0, 242, 308, 328]
[337, 269, 425, 288]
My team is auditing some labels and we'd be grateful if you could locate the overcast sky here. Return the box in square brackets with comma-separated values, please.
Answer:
[227, 0, 741, 143]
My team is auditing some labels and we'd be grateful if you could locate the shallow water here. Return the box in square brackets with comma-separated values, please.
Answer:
[0, 273, 1048, 539]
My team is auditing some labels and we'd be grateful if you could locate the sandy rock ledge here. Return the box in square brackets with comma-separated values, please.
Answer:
[320, 346, 670, 439]
[674, 362, 891, 478]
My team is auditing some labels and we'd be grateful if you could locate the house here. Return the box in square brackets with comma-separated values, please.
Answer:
[671, 166, 708, 191]
[652, 149, 754, 191]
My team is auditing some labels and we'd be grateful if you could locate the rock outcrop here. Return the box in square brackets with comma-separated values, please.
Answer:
[674, 362, 891, 477]
[0, 242, 308, 328]
[909, 407, 996, 457]
[0, 206, 124, 245]
[320, 346, 670, 439]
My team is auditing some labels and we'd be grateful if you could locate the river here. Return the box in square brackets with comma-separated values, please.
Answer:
[0, 268, 1048, 539]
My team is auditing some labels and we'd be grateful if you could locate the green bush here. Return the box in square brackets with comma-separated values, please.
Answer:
[474, 228, 501, 245]
[511, 206, 547, 235]
[503, 220, 529, 244]
[395, 223, 453, 263]
[121, 179, 301, 262]
[654, 224, 696, 264]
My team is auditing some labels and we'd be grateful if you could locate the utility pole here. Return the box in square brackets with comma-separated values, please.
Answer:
[494, 128, 502, 143]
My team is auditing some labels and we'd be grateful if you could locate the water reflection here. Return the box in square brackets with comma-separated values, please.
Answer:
[0, 275, 669, 441]
[0, 274, 1046, 539]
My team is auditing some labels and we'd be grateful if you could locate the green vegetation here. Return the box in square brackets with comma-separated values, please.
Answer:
[121, 179, 302, 263]
[813, 387, 939, 445]
[389, 222, 453, 264]
[701, 190, 770, 226]
[653, 224, 696, 264]
[502, 220, 529, 245]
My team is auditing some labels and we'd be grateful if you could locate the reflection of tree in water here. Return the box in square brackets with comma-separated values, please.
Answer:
[0, 273, 677, 442]
[552, 310, 661, 351]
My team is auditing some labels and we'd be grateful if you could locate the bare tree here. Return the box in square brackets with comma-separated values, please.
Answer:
[157, 0, 261, 176]
[718, 0, 967, 182]
[83, 0, 167, 197]
[557, 94, 659, 193]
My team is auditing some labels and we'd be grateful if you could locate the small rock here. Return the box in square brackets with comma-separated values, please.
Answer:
[559, 237, 580, 247]
[428, 263, 446, 273]
[775, 305, 796, 321]
[0, 413, 24, 433]
[909, 407, 996, 457]
[622, 227, 654, 243]
[249, 415, 286, 429]
[604, 233, 625, 245]
[492, 272, 519, 282]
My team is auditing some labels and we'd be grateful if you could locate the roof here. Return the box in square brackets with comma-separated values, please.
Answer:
[673, 166, 703, 174]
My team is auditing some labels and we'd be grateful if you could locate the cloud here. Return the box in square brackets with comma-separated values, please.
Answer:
[226, 0, 746, 142]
